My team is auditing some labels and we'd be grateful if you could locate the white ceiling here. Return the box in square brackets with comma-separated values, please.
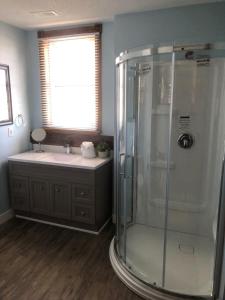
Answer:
[0, 0, 222, 30]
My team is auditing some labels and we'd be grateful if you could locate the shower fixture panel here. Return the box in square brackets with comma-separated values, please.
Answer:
[178, 115, 191, 131]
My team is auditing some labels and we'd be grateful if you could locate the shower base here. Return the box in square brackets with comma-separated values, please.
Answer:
[110, 224, 214, 299]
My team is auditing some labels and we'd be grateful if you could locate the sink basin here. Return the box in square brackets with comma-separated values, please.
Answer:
[43, 153, 75, 163]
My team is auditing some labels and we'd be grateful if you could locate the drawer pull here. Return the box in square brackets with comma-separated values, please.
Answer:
[55, 188, 60, 193]
[80, 191, 85, 196]
[80, 211, 86, 216]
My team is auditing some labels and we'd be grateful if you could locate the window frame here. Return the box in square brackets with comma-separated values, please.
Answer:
[38, 24, 102, 134]
[0, 64, 13, 126]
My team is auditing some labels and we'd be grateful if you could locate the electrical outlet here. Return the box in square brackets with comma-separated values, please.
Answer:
[8, 127, 14, 137]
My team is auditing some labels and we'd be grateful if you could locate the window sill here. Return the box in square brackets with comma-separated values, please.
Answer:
[44, 127, 101, 136]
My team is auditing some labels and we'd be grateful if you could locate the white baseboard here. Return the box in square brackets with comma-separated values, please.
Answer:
[16, 215, 111, 235]
[0, 209, 14, 225]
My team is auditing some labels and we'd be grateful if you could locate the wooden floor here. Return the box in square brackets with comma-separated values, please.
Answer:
[0, 218, 141, 300]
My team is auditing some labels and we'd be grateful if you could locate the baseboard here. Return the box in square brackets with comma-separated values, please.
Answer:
[0, 209, 14, 225]
[16, 215, 112, 235]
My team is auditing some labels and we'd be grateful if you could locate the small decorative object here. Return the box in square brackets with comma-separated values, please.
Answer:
[80, 141, 96, 158]
[96, 141, 110, 158]
[31, 128, 47, 152]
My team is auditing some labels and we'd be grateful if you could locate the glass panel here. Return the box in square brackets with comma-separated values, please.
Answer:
[124, 53, 173, 288]
[164, 49, 225, 296]
[116, 62, 126, 261]
[116, 45, 225, 298]
[117, 60, 137, 263]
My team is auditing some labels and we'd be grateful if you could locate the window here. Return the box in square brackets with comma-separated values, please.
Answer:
[38, 25, 102, 132]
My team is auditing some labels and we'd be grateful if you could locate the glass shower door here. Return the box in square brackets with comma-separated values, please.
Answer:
[116, 52, 175, 288]
[164, 48, 225, 297]
[116, 59, 137, 262]
[116, 61, 126, 261]
[114, 43, 225, 300]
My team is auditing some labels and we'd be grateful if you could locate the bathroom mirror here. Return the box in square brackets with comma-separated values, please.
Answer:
[31, 128, 46, 152]
[0, 64, 13, 126]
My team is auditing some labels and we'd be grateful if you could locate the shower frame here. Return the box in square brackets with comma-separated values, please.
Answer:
[110, 42, 225, 300]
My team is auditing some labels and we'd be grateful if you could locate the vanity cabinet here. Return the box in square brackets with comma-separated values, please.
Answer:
[8, 160, 112, 233]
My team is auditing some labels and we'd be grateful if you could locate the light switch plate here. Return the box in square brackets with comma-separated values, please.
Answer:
[8, 127, 14, 137]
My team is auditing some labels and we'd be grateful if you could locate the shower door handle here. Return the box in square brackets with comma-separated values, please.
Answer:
[119, 153, 125, 176]
[119, 153, 133, 178]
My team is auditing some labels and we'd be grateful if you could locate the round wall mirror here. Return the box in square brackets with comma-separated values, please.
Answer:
[31, 128, 46, 152]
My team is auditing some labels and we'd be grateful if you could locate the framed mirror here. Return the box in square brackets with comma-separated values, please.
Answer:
[0, 64, 13, 126]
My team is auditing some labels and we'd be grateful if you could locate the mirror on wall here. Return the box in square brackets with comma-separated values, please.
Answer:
[0, 64, 13, 126]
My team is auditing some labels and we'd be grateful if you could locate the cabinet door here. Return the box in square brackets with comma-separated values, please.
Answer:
[11, 176, 29, 211]
[30, 178, 50, 215]
[51, 182, 71, 220]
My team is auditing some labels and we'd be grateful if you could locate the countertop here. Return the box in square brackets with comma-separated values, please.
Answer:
[8, 151, 112, 170]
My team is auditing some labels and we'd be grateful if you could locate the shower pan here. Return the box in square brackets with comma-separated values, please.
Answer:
[110, 43, 225, 300]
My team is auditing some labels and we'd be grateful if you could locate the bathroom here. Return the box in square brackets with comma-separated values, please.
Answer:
[0, 1, 225, 299]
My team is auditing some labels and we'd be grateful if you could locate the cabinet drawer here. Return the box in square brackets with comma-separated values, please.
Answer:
[72, 184, 94, 202]
[72, 203, 95, 224]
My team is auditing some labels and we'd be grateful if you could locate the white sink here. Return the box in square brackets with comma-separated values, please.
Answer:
[43, 153, 75, 163]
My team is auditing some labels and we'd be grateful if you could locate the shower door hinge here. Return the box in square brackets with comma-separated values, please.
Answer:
[138, 64, 151, 75]
[129, 64, 151, 76]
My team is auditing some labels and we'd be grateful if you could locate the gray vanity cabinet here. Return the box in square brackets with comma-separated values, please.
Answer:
[8, 160, 112, 233]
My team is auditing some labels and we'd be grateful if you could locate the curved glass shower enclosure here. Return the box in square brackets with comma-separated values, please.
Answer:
[110, 43, 225, 299]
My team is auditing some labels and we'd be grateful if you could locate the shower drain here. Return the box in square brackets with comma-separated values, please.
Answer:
[178, 243, 195, 255]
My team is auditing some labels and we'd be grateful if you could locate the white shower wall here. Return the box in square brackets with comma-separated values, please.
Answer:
[136, 57, 225, 238]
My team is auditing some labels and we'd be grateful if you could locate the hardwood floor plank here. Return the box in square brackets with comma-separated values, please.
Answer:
[0, 218, 141, 300]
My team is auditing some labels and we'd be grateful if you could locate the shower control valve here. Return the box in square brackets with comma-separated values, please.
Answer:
[178, 133, 194, 149]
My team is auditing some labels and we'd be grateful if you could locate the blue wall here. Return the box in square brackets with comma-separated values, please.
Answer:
[114, 2, 225, 56]
[0, 22, 30, 214]
[26, 2, 225, 138]
[1, 1, 225, 216]
[26, 22, 115, 136]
